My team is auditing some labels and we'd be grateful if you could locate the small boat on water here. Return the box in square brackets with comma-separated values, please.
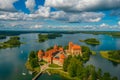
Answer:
[22, 72, 26, 76]
[21, 50, 23, 53]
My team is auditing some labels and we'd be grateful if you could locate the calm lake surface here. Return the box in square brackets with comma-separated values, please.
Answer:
[0, 33, 120, 80]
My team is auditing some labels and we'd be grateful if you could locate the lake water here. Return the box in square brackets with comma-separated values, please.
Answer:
[0, 33, 120, 80]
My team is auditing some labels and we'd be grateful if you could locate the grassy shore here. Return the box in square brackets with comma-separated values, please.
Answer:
[100, 51, 120, 63]
[47, 69, 79, 80]
[25, 60, 40, 73]
[91, 51, 96, 55]
[26, 61, 78, 80]
[0, 36, 22, 49]
[49, 64, 61, 68]
[80, 31, 120, 37]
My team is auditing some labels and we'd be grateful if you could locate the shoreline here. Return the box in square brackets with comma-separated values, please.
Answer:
[47, 69, 78, 80]
[100, 51, 120, 63]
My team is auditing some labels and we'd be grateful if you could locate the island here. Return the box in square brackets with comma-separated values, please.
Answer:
[25, 42, 117, 80]
[0, 35, 6, 39]
[100, 50, 120, 63]
[80, 38, 100, 45]
[80, 31, 120, 37]
[0, 36, 22, 49]
[38, 33, 62, 42]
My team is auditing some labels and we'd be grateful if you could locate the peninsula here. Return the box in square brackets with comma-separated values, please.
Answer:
[100, 51, 120, 63]
[0, 36, 22, 49]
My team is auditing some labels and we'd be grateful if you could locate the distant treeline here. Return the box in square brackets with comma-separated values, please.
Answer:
[80, 31, 120, 37]
[1, 31, 120, 39]
[0, 30, 82, 35]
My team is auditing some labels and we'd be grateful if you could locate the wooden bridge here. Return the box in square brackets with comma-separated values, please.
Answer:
[32, 63, 49, 80]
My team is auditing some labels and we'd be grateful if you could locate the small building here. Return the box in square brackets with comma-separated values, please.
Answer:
[68, 42, 82, 56]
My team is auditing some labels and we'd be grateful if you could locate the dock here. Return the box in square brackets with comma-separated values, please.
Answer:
[32, 63, 49, 80]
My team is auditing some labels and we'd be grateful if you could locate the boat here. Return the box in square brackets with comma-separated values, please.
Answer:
[22, 72, 26, 76]
[21, 50, 23, 53]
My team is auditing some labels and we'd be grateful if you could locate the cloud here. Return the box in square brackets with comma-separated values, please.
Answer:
[50, 11, 104, 22]
[118, 21, 120, 25]
[0, 6, 50, 21]
[0, 5, 104, 23]
[100, 23, 109, 28]
[0, 11, 29, 20]
[25, 0, 35, 12]
[45, 0, 120, 12]
[0, 0, 18, 12]
[30, 25, 43, 29]
[0, 20, 44, 30]
[98, 23, 120, 30]
[34, 6, 50, 18]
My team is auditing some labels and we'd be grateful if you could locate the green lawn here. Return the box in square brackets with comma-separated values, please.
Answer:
[39, 60, 47, 65]
[49, 64, 61, 68]
[91, 51, 96, 55]
[25, 60, 40, 73]
[47, 69, 79, 80]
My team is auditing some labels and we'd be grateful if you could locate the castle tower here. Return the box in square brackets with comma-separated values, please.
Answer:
[38, 50, 44, 61]
[54, 44, 58, 50]
[69, 42, 73, 51]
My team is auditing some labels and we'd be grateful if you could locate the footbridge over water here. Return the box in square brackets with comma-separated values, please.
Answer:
[32, 63, 49, 80]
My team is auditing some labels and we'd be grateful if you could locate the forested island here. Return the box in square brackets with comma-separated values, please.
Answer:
[80, 31, 120, 37]
[38, 33, 62, 42]
[80, 38, 100, 45]
[60, 56, 118, 80]
[25, 44, 118, 80]
[0, 36, 22, 49]
[100, 50, 120, 63]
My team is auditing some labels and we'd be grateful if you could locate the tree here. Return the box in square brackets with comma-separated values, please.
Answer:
[112, 77, 118, 80]
[29, 51, 36, 61]
[101, 72, 111, 80]
[63, 55, 72, 71]
[81, 46, 91, 62]
[30, 58, 39, 68]
[97, 68, 102, 79]
[76, 62, 83, 79]
[68, 58, 78, 77]
[64, 45, 68, 50]
[81, 46, 91, 53]
[81, 68, 89, 80]
[85, 65, 96, 80]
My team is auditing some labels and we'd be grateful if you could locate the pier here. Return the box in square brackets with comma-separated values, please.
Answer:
[32, 63, 49, 80]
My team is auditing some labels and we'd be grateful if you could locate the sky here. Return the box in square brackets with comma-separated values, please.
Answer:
[0, 0, 120, 31]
